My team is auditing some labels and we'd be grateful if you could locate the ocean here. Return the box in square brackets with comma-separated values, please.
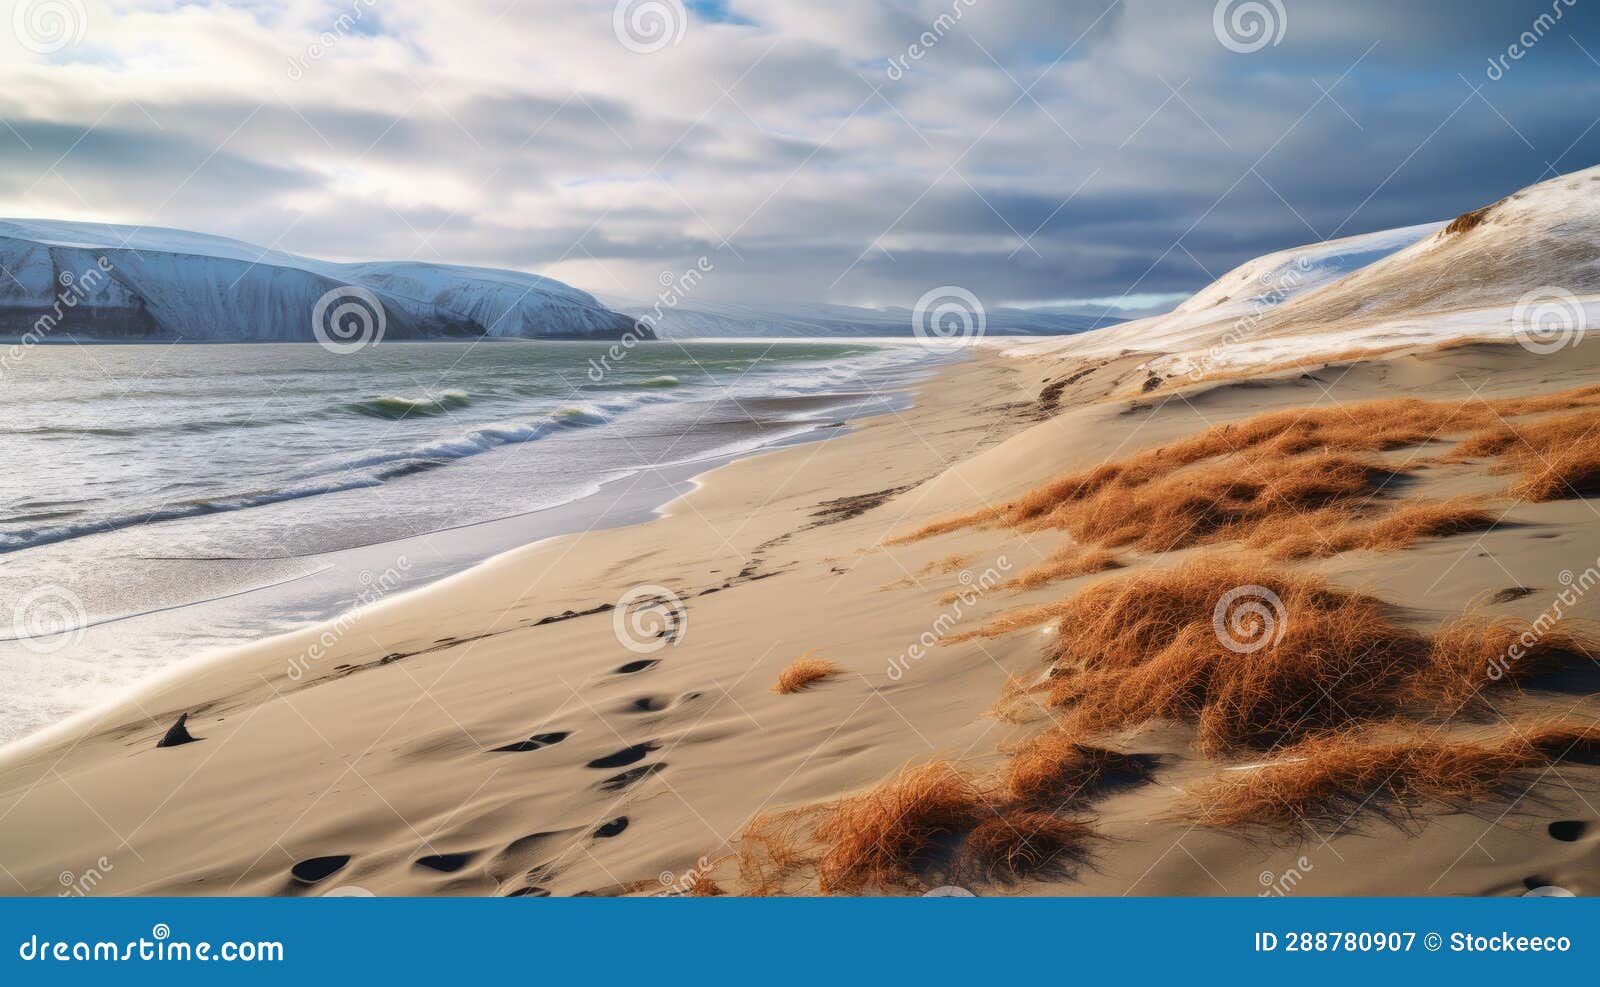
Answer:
[0, 339, 950, 744]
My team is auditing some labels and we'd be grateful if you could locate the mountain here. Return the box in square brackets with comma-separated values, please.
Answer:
[1008, 165, 1600, 373]
[598, 296, 1123, 338]
[0, 219, 645, 342]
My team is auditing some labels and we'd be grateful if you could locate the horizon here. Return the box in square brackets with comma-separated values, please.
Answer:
[4, 0, 1597, 315]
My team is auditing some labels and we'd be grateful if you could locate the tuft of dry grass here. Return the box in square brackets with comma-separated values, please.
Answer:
[773, 655, 845, 694]
[734, 811, 818, 897]
[1001, 730, 1150, 808]
[812, 760, 987, 894]
[1449, 408, 1600, 501]
[956, 558, 1595, 756]
[1247, 498, 1498, 560]
[1004, 544, 1121, 590]
[1181, 721, 1600, 831]
[959, 810, 1098, 883]
[919, 553, 969, 575]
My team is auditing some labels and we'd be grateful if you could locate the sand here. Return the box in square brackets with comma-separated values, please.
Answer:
[2, 338, 1598, 897]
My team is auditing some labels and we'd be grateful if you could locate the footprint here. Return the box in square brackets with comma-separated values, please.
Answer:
[598, 763, 666, 792]
[490, 731, 570, 753]
[587, 742, 659, 769]
[506, 886, 550, 897]
[487, 830, 577, 885]
[624, 696, 672, 713]
[615, 659, 661, 675]
[1490, 586, 1537, 604]
[290, 855, 350, 884]
[1549, 820, 1596, 843]
[415, 852, 476, 873]
[594, 816, 630, 839]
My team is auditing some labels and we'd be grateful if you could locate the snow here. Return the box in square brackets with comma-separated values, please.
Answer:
[997, 165, 1600, 373]
[0, 219, 638, 341]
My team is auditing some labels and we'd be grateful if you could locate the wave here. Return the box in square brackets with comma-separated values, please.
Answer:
[636, 375, 681, 388]
[346, 390, 472, 419]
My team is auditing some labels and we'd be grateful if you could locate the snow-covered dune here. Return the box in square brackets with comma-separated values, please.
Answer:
[1005, 165, 1600, 374]
[0, 219, 644, 341]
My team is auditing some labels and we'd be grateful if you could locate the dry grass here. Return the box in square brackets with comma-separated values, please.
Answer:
[958, 558, 1595, 756]
[1247, 497, 1498, 560]
[919, 553, 969, 575]
[1181, 721, 1600, 831]
[735, 811, 818, 897]
[1004, 544, 1121, 590]
[812, 760, 987, 894]
[959, 811, 1098, 883]
[773, 655, 844, 694]
[1449, 408, 1600, 501]
[1443, 200, 1500, 235]
[985, 674, 1054, 724]
[888, 383, 1600, 552]
[1002, 729, 1150, 808]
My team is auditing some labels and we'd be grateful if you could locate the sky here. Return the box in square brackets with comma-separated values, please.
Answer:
[1, 0, 1597, 314]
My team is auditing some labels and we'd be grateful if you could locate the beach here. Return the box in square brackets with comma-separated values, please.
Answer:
[3, 332, 1597, 897]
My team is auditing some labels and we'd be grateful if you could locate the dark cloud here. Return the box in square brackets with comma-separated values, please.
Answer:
[1, 0, 1595, 310]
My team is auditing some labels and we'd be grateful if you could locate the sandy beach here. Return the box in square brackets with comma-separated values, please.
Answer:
[4, 317, 1598, 896]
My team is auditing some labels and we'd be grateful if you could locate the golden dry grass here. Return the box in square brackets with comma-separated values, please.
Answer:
[1181, 721, 1600, 830]
[1002, 729, 1150, 808]
[1246, 497, 1498, 560]
[773, 655, 844, 694]
[959, 811, 1098, 883]
[919, 553, 969, 574]
[1004, 544, 1121, 590]
[957, 558, 1595, 756]
[888, 383, 1600, 552]
[1449, 408, 1600, 501]
[811, 760, 987, 894]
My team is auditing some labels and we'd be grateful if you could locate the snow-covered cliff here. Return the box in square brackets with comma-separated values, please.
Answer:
[0, 219, 645, 341]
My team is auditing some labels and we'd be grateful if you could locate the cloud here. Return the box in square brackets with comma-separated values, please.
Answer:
[0, 0, 1595, 309]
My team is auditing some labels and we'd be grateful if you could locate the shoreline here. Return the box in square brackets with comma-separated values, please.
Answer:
[0, 347, 1036, 895]
[0, 348, 955, 751]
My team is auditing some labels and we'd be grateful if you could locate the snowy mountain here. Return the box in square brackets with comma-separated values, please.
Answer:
[0, 219, 645, 342]
[599, 295, 1122, 338]
[1005, 164, 1600, 373]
